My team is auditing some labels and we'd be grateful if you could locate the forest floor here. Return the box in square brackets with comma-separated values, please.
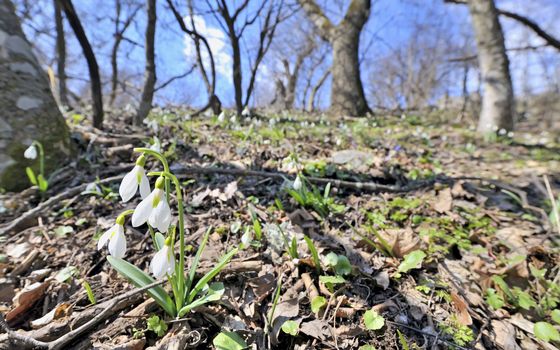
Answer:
[1, 109, 560, 349]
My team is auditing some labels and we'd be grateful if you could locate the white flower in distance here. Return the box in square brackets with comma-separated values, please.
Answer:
[217, 111, 226, 122]
[150, 238, 175, 279]
[119, 155, 150, 202]
[241, 106, 251, 117]
[293, 175, 303, 191]
[98, 216, 127, 258]
[24, 144, 37, 160]
[132, 176, 171, 232]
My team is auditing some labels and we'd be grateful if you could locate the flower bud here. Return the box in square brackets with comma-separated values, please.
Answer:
[155, 176, 165, 190]
[136, 154, 147, 167]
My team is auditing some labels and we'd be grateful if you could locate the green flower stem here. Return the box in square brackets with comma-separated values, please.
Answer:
[148, 170, 185, 311]
[148, 225, 157, 250]
[133, 148, 171, 200]
[32, 141, 45, 177]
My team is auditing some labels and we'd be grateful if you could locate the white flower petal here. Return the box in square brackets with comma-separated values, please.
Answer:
[139, 170, 151, 199]
[149, 199, 171, 233]
[97, 225, 115, 250]
[165, 249, 175, 275]
[150, 246, 169, 279]
[132, 192, 155, 227]
[119, 167, 139, 202]
[108, 226, 126, 258]
[24, 145, 37, 160]
[293, 176, 302, 190]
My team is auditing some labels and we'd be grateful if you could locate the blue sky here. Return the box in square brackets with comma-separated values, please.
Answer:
[18, 0, 560, 110]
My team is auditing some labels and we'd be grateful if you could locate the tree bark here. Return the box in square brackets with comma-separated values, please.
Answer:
[229, 27, 243, 116]
[308, 68, 330, 112]
[467, 0, 514, 132]
[0, 0, 73, 190]
[59, 0, 104, 129]
[110, 1, 140, 106]
[298, 0, 370, 117]
[135, 0, 157, 126]
[109, 0, 122, 107]
[53, 0, 69, 106]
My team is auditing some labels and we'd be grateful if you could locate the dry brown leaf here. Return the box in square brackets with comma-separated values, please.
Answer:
[434, 187, 453, 213]
[6, 280, 50, 323]
[300, 319, 328, 341]
[450, 292, 472, 326]
[379, 227, 420, 258]
[490, 319, 521, 350]
[30, 302, 72, 329]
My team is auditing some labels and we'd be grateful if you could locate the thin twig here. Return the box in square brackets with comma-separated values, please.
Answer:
[0, 280, 165, 350]
[0, 175, 123, 236]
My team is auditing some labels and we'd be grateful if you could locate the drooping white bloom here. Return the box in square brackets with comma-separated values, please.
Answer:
[131, 177, 171, 232]
[217, 111, 226, 122]
[24, 144, 37, 160]
[293, 175, 302, 190]
[98, 222, 127, 258]
[149, 136, 162, 153]
[241, 106, 251, 117]
[150, 243, 175, 279]
[119, 155, 150, 202]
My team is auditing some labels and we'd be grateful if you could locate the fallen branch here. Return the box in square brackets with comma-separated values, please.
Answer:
[174, 165, 431, 193]
[0, 280, 165, 350]
[0, 175, 123, 237]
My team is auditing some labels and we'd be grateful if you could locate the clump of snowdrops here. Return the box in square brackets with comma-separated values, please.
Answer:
[97, 147, 237, 317]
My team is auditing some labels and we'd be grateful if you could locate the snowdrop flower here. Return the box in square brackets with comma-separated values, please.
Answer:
[240, 230, 252, 249]
[293, 175, 303, 190]
[150, 137, 161, 153]
[24, 144, 37, 160]
[150, 237, 175, 279]
[230, 115, 237, 124]
[119, 155, 150, 202]
[241, 106, 251, 117]
[218, 111, 226, 122]
[98, 215, 127, 258]
[132, 177, 171, 233]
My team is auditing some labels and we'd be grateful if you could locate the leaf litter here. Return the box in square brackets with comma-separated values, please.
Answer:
[0, 110, 559, 349]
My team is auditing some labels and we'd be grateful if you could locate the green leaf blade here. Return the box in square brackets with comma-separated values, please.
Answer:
[107, 256, 175, 317]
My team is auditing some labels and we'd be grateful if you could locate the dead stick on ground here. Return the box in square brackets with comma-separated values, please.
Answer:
[174, 165, 431, 193]
[0, 175, 123, 236]
[0, 279, 165, 350]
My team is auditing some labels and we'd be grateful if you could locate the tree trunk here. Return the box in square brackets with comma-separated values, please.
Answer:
[298, 0, 370, 117]
[468, 0, 514, 132]
[0, 0, 73, 191]
[53, 0, 69, 106]
[230, 32, 243, 116]
[59, 0, 103, 128]
[308, 69, 330, 112]
[109, 0, 122, 107]
[135, 0, 157, 125]
[330, 23, 368, 116]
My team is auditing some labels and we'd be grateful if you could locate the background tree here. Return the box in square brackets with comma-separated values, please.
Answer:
[204, 0, 285, 115]
[298, 0, 371, 117]
[53, 0, 69, 106]
[135, 0, 156, 125]
[166, 0, 220, 115]
[466, 0, 514, 132]
[0, 0, 73, 190]
[109, 0, 142, 107]
[59, 0, 104, 128]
